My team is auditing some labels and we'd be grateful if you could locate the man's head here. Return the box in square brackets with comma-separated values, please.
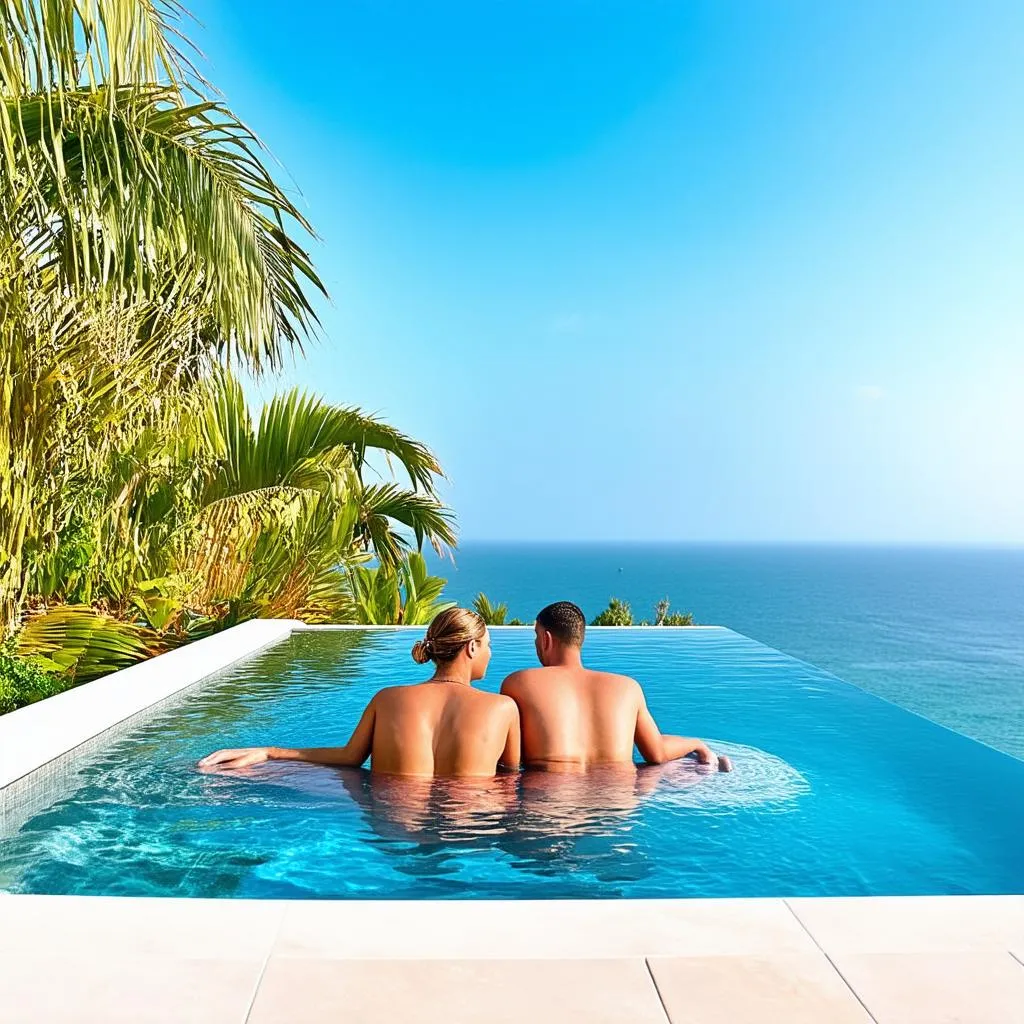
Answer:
[534, 601, 586, 666]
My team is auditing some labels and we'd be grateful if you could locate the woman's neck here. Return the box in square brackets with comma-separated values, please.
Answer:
[429, 662, 473, 687]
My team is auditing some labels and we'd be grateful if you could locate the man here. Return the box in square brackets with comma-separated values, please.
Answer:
[500, 601, 731, 772]
[199, 608, 520, 778]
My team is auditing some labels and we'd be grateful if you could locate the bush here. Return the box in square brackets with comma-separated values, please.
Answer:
[0, 649, 70, 715]
[660, 611, 694, 626]
[654, 598, 694, 626]
[591, 597, 695, 627]
[591, 599, 634, 626]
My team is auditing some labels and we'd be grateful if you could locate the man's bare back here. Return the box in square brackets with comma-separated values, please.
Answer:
[501, 666, 644, 769]
[200, 611, 520, 778]
[501, 603, 731, 772]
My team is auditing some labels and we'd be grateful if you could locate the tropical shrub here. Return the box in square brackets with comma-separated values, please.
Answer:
[653, 598, 695, 626]
[349, 553, 455, 625]
[473, 593, 509, 625]
[592, 598, 695, 626]
[0, 645, 68, 715]
[591, 599, 634, 626]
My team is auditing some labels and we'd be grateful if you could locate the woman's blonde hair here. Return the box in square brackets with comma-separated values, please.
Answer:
[411, 607, 486, 665]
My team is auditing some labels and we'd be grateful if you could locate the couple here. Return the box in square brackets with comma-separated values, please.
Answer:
[199, 601, 732, 776]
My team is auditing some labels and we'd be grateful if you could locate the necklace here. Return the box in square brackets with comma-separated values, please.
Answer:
[430, 676, 468, 685]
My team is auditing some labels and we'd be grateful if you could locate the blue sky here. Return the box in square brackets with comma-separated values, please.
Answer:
[190, 0, 1023, 543]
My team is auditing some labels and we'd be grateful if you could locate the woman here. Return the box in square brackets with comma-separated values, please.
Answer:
[199, 608, 520, 778]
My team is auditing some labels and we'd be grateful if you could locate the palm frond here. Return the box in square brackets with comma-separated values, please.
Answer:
[473, 592, 508, 626]
[355, 482, 457, 564]
[3, 87, 324, 369]
[15, 603, 157, 680]
[0, 0, 199, 96]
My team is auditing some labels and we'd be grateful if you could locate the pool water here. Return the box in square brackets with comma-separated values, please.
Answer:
[2, 627, 1023, 899]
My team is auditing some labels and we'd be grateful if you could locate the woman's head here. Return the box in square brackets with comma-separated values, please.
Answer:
[412, 607, 491, 679]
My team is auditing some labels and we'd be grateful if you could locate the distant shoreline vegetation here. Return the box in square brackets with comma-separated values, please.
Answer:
[472, 595, 695, 628]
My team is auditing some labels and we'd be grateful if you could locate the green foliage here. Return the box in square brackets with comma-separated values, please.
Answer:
[0, 0, 329, 635]
[592, 597, 695, 627]
[473, 593, 508, 626]
[0, 645, 69, 715]
[654, 598, 695, 626]
[15, 606, 157, 681]
[660, 610, 695, 626]
[349, 553, 455, 626]
[591, 598, 634, 626]
[0, 1, 459, 698]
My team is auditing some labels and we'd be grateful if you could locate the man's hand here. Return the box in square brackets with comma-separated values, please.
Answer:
[693, 745, 733, 773]
[198, 747, 273, 770]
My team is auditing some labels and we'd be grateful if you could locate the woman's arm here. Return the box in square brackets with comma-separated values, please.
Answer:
[199, 697, 378, 770]
[499, 699, 521, 770]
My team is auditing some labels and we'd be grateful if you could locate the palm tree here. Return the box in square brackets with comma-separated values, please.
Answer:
[1, 1, 328, 634]
[17, 372, 456, 669]
[1, 3, 460, 690]
[473, 593, 509, 626]
[1, 1, 322, 368]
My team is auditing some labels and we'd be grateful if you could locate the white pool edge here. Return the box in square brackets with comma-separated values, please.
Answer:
[0, 618, 304, 793]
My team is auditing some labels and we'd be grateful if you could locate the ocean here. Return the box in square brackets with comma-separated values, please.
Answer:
[428, 544, 1024, 761]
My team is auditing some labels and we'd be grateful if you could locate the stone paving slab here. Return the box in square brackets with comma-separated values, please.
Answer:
[272, 896, 819, 959]
[648, 952, 874, 1024]
[1, 895, 1022, 1022]
[829, 951, 1024, 1024]
[247, 957, 668, 1024]
[785, 895, 1024, 953]
[0, 893, 284, 961]
[0, 954, 262, 1024]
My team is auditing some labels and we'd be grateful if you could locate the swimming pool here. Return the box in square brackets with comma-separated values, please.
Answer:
[1, 627, 1022, 899]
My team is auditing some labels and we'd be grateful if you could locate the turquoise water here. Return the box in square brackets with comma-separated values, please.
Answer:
[432, 544, 1024, 760]
[3, 628, 1023, 899]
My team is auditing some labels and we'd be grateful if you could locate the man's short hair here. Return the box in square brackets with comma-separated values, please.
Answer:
[536, 601, 586, 648]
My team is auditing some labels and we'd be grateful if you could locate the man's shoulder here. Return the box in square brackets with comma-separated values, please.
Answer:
[500, 667, 550, 690]
[584, 667, 638, 683]
[587, 669, 642, 693]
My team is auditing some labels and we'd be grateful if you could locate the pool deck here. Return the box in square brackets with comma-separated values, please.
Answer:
[1, 893, 1022, 1022]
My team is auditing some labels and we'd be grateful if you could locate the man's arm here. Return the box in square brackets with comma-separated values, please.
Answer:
[633, 690, 731, 771]
[198, 696, 378, 770]
[499, 699, 521, 770]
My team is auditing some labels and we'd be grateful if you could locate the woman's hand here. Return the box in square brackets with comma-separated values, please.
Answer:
[198, 747, 273, 770]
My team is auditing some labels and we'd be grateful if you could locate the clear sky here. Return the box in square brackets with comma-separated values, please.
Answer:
[188, 0, 1023, 543]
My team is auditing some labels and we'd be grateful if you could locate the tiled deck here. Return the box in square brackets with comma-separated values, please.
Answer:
[0, 894, 1021, 1022]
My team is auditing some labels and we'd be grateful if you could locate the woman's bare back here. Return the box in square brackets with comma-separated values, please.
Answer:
[369, 683, 519, 777]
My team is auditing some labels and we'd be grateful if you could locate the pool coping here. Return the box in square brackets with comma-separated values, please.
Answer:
[0, 892, 1022, 1022]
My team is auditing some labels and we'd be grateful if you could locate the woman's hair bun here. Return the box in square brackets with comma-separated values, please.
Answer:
[412, 609, 486, 666]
